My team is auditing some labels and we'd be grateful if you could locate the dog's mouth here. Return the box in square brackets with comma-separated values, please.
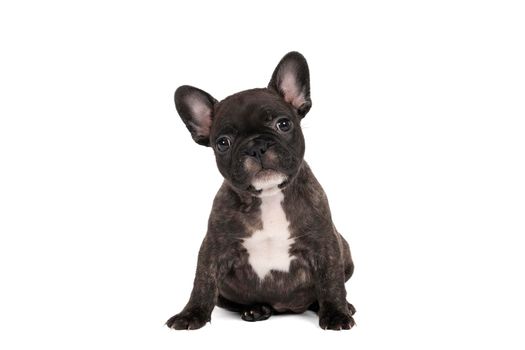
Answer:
[247, 169, 288, 196]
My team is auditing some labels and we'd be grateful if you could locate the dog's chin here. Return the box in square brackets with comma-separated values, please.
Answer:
[248, 169, 288, 197]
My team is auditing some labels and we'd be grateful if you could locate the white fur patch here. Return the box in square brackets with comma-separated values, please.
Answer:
[243, 190, 295, 279]
[252, 172, 285, 197]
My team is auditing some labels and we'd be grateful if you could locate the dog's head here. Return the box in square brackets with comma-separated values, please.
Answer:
[175, 52, 312, 196]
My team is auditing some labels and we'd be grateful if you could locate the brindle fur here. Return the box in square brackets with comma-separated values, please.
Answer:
[166, 52, 355, 330]
[214, 163, 353, 313]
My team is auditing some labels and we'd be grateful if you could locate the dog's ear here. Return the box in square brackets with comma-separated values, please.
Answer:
[268, 51, 312, 118]
[174, 85, 217, 146]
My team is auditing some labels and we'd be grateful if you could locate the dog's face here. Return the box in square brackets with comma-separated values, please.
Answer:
[175, 52, 312, 195]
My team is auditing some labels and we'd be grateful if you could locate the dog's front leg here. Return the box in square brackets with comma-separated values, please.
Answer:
[313, 241, 355, 330]
[166, 236, 219, 330]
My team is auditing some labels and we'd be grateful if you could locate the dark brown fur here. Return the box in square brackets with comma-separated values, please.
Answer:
[166, 52, 355, 330]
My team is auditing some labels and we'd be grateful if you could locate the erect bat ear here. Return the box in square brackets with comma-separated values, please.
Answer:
[268, 51, 312, 118]
[174, 85, 217, 146]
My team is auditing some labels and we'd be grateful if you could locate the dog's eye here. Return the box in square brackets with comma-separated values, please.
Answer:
[276, 118, 292, 132]
[216, 136, 231, 152]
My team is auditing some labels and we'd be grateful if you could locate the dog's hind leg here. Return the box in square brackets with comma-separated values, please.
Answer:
[217, 295, 273, 322]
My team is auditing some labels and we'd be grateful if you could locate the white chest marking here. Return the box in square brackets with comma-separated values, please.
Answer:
[243, 190, 295, 280]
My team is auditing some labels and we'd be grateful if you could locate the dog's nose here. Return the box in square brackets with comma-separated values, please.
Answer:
[245, 138, 274, 161]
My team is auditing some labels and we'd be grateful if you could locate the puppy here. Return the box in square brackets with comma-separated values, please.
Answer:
[166, 52, 355, 330]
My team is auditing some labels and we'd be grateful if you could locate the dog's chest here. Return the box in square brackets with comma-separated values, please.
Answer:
[242, 191, 295, 280]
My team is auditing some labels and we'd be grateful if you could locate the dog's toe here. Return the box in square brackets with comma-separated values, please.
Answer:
[241, 304, 272, 322]
[166, 308, 210, 330]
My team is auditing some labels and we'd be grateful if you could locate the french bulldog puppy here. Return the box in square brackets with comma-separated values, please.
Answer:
[166, 52, 355, 330]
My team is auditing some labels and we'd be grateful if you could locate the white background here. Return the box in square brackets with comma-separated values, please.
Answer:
[1, 0, 524, 349]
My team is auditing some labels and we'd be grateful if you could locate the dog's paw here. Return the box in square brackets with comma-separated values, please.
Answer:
[166, 308, 210, 330]
[319, 304, 356, 330]
[240, 304, 273, 322]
